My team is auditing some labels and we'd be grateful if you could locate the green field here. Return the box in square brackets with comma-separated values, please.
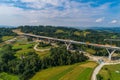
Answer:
[12, 42, 35, 49]
[74, 31, 81, 36]
[31, 61, 97, 80]
[36, 50, 50, 58]
[13, 43, 50, 58]
[2, 36, 14, 41]
[0, 72, 19, 80]
[55, 29, 65, 34]
[12, 42, 35, 57]
[99, 64, 120, 80]
[86, 48, 96, 54]
[11, 37, 50, 58]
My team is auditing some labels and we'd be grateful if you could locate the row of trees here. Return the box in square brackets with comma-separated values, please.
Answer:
[19, 25, 120, 56]
[0, 28, 17, 42]
[19, 25, 120, 45]
[0, 44, 88, 80]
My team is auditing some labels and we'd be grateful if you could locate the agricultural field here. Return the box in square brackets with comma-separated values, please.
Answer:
[11, 37, 35, 57]
[31, 61, 97, 80]
[11, 36, 50, 58]
[35, 42, 58, 58]
[2, 36, 14, 41]
[55, 29, 65, 34]
[36, 50, 50, 58]
[85, 48, 96, 55]
[74, 31, 81, 36]
[99, 64, 120, 80]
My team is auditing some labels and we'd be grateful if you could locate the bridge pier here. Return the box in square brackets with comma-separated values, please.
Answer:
[106, 48, 116, 61]
[65, 42, 71, 50]
[43, 39, 50, 43]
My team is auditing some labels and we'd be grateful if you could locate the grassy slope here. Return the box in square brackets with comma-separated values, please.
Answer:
[12, 37, 50, 58]
[12, 43, 35, 49]
[13, 42, 50, 58]
[2, 36, 14, 41]
[13, 42, 35, 57]
[36, 50, 50, 58]
[0, 72, 19, 80]
[31, 61, 97, 80]
[99, 64, 120, 80]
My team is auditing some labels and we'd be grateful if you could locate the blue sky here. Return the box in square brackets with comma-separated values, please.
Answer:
[0, 0, 120, 27]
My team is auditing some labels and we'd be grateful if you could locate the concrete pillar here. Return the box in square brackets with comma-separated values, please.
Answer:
[106, 48, 116, 61]
[48, 39, 51, 43]
[65, 42, 71, 50]
[37, 37, 39, 40]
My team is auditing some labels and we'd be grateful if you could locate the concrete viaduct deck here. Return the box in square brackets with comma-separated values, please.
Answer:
[23, 33, 120, 61]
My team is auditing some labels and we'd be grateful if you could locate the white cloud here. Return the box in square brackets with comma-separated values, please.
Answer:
[30, 20, 38, 23]
[0, 1, 120, 27]
[0, 5, 23, 15]
[20, 0, 67, 9]
[95, 17, 105, 22]
[20, 0, 36, 2]
[111, 20, 117, 24]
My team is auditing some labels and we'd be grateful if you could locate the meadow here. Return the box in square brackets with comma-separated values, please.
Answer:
[2, 36, 14, 41]
[99, 64, 120, 80]
[31, 61, 97, 80]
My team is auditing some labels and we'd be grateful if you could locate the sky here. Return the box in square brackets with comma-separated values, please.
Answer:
[0, 0, 120, 27]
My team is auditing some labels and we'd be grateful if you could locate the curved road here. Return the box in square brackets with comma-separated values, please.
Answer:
[91, 61, 120, 80]
[13, 30, 120, 80]
[34, 43, 50, 52]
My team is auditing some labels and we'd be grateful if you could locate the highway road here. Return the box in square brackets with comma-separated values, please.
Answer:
[13, 31, 120, 80]
[23, 33, 120, 50]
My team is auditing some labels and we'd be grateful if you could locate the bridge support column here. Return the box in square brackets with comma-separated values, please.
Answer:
[47, 39, 51, 44]
[37, 37, 39, 40]
[106, 48, 116, 61]
[65, 42, 71, 50]
[44, 39, 51, 43]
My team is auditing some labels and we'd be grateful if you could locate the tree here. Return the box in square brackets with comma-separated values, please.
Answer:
[1, 45, 16, 63]
[97, 74, 103, 80]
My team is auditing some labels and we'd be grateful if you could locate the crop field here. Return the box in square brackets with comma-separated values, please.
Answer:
[36, 50, 50, 58]
[12, 42, 35, 57]
[2, 36, 14, 41]
[11, 37, 50, 58]
[12, 42, 35, 49]
[31, 61, 97, 80]
[99, 64, 120, 80]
